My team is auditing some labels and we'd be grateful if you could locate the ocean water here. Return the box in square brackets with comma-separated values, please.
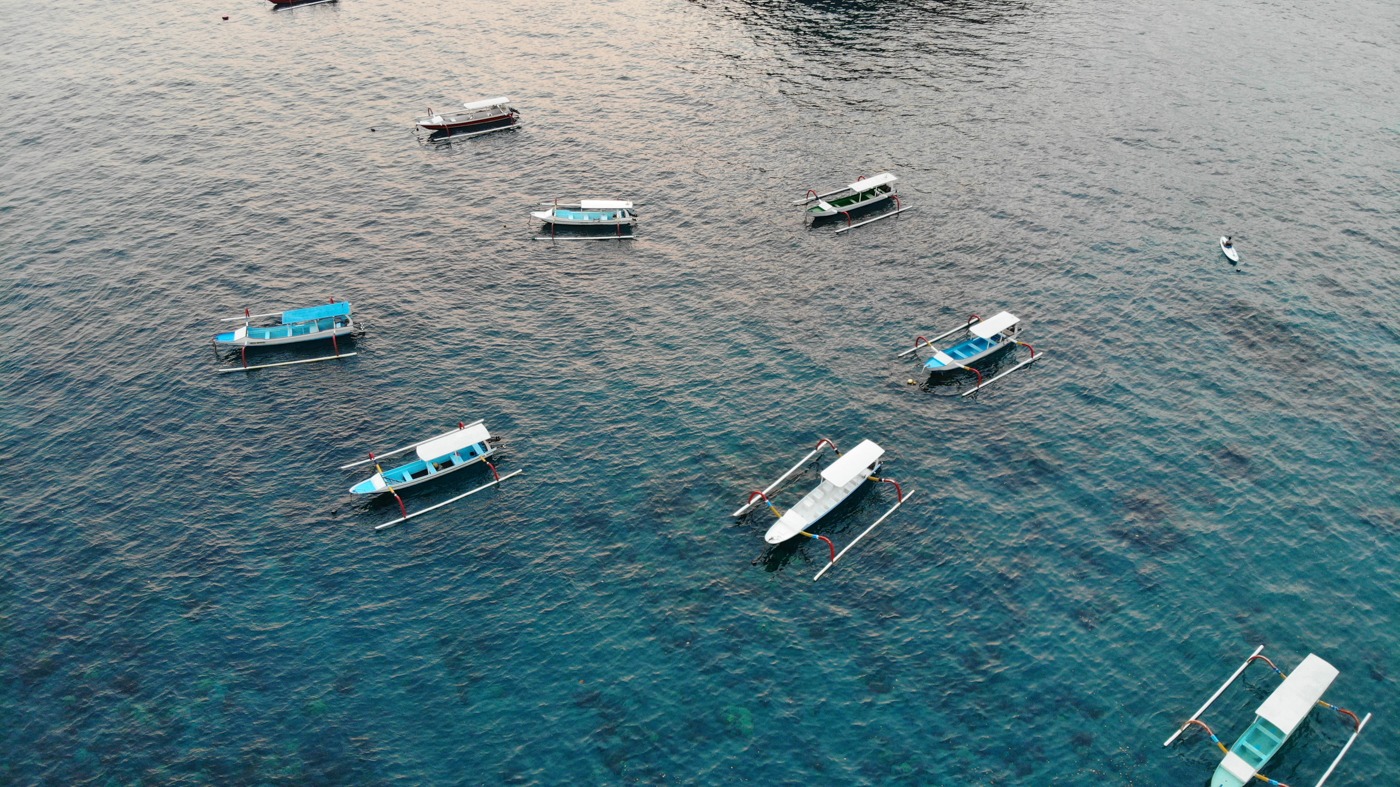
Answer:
[1, 0, 1397, 783]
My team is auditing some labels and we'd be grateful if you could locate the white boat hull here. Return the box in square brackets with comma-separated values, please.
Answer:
[765, 467, 875, 544]
[215, 321, 356, 348]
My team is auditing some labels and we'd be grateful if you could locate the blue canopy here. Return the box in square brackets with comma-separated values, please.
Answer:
[281, 301, 351, 324]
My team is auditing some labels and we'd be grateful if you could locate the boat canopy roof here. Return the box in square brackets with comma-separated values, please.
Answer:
[579, 199, 633, 210]
[1255, 654, 1337, 735]
[282, 301, 351, 324]
[969, 311, 1019, 339]
[821, 439, 884, 486]
[415, 422, 491, 461]
[463, 96, 510, 110]
[848, 172, 897, 193]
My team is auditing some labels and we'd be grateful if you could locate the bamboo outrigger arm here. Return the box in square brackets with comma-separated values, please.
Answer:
[1163, 645, 1266, 747]
[731, 439, 839, 518]
[812, 488, 913, 581]
[1314, 712, 1372, 787]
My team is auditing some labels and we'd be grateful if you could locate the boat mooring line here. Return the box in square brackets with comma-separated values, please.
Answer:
[374, 469, 523, 530]
[813, 490, 913, 581]
[1163, 644, 1265, 747]
[217, 352, 358, 372]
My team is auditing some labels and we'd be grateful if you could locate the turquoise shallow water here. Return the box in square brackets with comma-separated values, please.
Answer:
[1, 0, 1397, 783]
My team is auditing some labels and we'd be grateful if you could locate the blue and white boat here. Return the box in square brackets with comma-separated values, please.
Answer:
[916, 311, 1021, 374]
[214, 301, 355, 348]
[347, 420, 496, 495]
[897, 310, 1045, 396]
[531, 199, 637, 228]
[1164, 647, 1372, 787]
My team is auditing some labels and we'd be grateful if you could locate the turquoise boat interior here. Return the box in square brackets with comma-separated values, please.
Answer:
[351, 441, 491, 494]
[923, 335, 1001, 370]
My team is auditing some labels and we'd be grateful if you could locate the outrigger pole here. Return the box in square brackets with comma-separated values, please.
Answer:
[731, 438, 839, 518]
[423, 121, 521, 142]
[834, 203, 915, 234]
[895, 316, 982, 358]
[813, 482, 913, 581]
[339, 420, 486, 470]
[217, 351, 357, 373]
[960, 348, 1045, 397]
[1163, 645, 1265, 747]
[374, 466, 523, 530]
[1316, 712, 1372, 787]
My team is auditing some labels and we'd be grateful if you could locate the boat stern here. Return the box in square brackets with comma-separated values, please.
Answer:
[1210, 752, 1254, 787]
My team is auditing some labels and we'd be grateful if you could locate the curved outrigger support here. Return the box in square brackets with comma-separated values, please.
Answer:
[812, 479, 912, 581]
[730, 438, 841, 518]
[1164, 646, 1373, 787]
[833, 201, 916, 234]
[959, 344, 1045, 398]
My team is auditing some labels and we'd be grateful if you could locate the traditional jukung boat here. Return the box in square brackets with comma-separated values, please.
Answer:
[269, 0, 336, 7]
[733, 438, 912, 580]
[530, 199, 637, 240]
[794, 172, 914, 232]
[339, 420, 523, 530]
[897, 311, 1044, 396]
[1164, 646, 1372, 787]
[414, 97, 520, 134]
[212, 301, 357, 372]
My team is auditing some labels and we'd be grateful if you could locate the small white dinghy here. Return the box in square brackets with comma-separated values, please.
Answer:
[1220, 236, 1239, 263]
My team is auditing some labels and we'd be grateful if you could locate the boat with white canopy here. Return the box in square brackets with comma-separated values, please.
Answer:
[733, 438, 912, 580]
[212, 301, 357, 372]
[531, 199, 637, 227]
[340, 420, 523, 530]
[897, 310, 1044, 396]
[531, 199, 638, 240]
[414, 97, 520, 135]
[1164, 647, 1372, 787]
[797, 173, 899, 218]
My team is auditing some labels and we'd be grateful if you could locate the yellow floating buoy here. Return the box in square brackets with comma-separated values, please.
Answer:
[906, 379, 916, 385]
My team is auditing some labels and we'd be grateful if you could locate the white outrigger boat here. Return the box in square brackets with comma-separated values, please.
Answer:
[897, 311, 1044, 396]
[212, 301, 357, 372]
[794, 172, 914, 233]
[531, 199, 637, 240]
[1164, 646, 1372, 787]
[340, 420, 523, 530]
[414, 97, 520, 136]
[733, 438, 912, 580]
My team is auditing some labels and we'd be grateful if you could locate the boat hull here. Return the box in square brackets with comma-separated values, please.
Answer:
[764, 465, 879, 544]
[350, 445, 497, 495]
[214, 321, 356, 348]
[923, 336, 1014, 374]
[805, 188, 894, 218]
[416, 111, 518, 132]
[531, 210, 637, 227]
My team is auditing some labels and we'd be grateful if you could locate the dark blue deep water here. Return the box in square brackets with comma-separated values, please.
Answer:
[2, 0, 1397, 783]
